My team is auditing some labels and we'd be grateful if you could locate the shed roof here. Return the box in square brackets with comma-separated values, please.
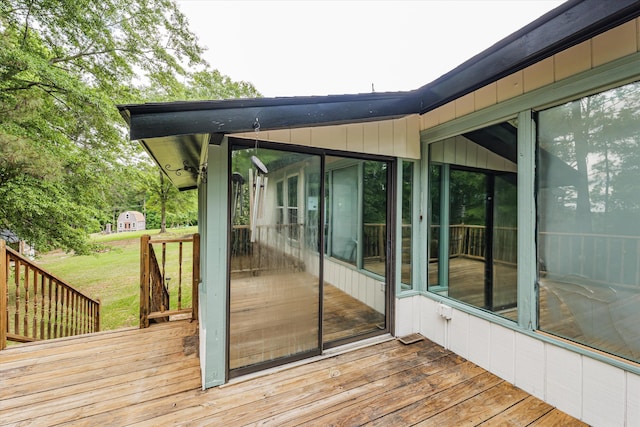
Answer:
[118, 0, 640, 190]
[118, 210, 145, 222]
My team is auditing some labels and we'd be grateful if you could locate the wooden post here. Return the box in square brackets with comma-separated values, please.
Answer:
[192, 233, 200, 321]
[0, 240, 7, 350]
[95, 298, 101, 332]
[140, 235, 151, 328]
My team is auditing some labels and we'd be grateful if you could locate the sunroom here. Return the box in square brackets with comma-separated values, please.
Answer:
[118, 1, 640, 424]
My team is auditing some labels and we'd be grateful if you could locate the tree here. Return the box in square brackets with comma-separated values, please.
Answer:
[0, 0, 260, 253]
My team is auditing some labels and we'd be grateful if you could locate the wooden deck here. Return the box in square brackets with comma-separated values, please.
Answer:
[0, 320, 586, 426]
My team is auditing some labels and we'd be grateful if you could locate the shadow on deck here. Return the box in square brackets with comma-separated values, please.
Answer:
[0, 319, 587, 426]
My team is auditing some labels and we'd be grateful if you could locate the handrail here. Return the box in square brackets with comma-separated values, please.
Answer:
[140, 234, 200, 328]
[1, 239, 100, 350]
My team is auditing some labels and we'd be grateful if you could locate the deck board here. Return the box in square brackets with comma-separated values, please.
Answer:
[0, 320, 587, 426]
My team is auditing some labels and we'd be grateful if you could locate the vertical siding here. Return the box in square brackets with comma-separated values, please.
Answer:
[628, 372, 640, 425]
[582, 358, 626, 426]
[415, 18, 640, 426]
[323, 259, 385, 313]
[428, 136, 516, 172]
[416, 303, 640, 425]
[515, 333, 546, 400]
[231, 115, 421, 159]
[421, 20, 640, 131]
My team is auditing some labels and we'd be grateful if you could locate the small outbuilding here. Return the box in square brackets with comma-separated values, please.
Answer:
[117, 211, 146, 232]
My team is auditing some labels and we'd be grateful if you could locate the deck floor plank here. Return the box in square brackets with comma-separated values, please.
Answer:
[0, 321, 587, 427]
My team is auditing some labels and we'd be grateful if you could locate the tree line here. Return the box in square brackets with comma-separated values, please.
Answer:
[0, 0, 260, 253]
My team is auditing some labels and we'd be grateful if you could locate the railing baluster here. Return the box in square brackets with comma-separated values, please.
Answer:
[178, 242, 183, 311]
[31, 268, 37, 339]
[64, 287, 70, 337]
[14, 259, 20, 336]
[0, 240, 6, 350]
[47, 276, 52, 339]
[24, 264, 31, 337]
[39, 272, 45, 339]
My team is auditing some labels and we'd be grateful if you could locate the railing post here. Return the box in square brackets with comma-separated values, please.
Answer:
[95, 298, 101, 333]
[192, 233, 200, 321]
[0, 240, 6, 350]
[140, 235, 151, 328]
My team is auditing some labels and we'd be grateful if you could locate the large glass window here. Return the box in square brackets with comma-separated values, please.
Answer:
[400, 161, 414, 289]
[427, 120, 518, 320]
[329, 165, 359, 264]
[363, 160, 388, 276]
[537, 80, 640, 363]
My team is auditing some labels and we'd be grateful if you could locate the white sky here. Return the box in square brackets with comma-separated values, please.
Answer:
[177, 0, 566, 98]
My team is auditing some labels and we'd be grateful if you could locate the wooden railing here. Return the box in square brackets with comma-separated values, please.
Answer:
[231, 225, 304, 275]
[539, 231, 640, 288]
[1, 240, 100, 350]
[429, 224, 518, 264]
[140, 234, 200, 328]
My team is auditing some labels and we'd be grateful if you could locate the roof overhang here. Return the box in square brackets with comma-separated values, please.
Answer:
[118, 0, 640, 191]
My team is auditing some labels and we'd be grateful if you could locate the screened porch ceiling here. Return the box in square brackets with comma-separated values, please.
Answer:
[117, 0, 640, 191]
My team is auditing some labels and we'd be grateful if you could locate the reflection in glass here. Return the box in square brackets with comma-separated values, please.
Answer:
[538, 81, 640, 363]
[229, 147, 321, 372]
[323, 157, 388, 345]
[401, 162, 413, 289]
[448, 170, 488, 307]
[363, 161, 388, 276]
[428, 121, 519, 320]
[428, 165, 441, 289]
[330, 165, 358, 264]
[492, 174, 517, 312]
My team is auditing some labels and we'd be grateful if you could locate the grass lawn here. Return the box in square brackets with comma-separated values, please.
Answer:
[37, 226, 198, 331]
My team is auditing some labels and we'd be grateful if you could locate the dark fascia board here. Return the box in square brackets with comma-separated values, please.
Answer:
[118, 92, 417, 140]
[117, 0, 640, 144]
[415, 0, 640, 114]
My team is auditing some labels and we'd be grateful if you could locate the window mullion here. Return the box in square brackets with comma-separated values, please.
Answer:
[517, 109, 536, 330]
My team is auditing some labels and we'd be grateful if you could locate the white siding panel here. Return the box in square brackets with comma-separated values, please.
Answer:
[443, 140, 456, 164]
[395, 297, 415, 337]
[465, 142, 478, 168]
[363, 122, 379, 154]
[449, 310, 470, 359]
[582, 358, 625, 427]
[455, 136, 467, 165]
[393, 119, 407, 158]
[366, 277, 375, 310]
[405, 115, 421, 159]
[467, 317, 491, 370]
[346, 125, 364, 153]
[487, 149, 502, 171]
[374, 280, 385, 313]
[357, 274, 366, 304]
[419, 297, 445, 347]
[430, 140, 444, 163]
[341, 264, 349, 293]
[378, 121, 394, 156]
[515, 333, 545, 400]
[490, 324, 515, 383]
[628, 372, 640, 426]
[476, 146, 488, 169]
[545, 345, 582, 419]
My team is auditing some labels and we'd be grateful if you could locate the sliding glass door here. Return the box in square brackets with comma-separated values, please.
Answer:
[323, 157, 390, 346]
[229, 146, 322, 375]
[228, 143, 393, 376]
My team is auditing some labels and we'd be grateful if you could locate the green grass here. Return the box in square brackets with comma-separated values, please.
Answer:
[37, 227, 199, 331]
